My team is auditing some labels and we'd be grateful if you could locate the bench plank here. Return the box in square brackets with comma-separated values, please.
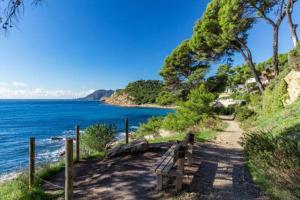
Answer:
[153, 144, 176, 172]
[156, 150, 176, 174]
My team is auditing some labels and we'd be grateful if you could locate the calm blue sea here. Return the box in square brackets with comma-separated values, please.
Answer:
[0, 100, 172, 180]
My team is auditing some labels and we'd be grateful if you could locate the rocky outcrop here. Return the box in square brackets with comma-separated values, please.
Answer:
[284, 70, 300, 105]
[101, 92, 136, 107]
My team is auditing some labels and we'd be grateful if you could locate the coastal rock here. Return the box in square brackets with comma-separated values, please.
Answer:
[101, 92, 136, 107]
[284, 70, 300, 105]
[107, 139, 149, 158]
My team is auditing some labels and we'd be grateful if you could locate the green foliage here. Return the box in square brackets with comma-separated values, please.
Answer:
[81, 124, 116, 154]
[244, 131, 300, 200]
[115, 89, 124, 96]
[256, 53, 288, 72]
[155, 90, 177, 105]
[206, 65, 231, 93]
[272, 79, 288, 111]
[125, 80, 163, 104]
[242, 99, 300, 199]
[289, 42, 300, 70]
[289, 42, 300, 57]
[160, 40, 208, 100]
[189, 0, 225, 60]
[228, 65, 253, 87]
[162, 85, 215, 131]
[235, 106, 255, 121]
[214, 106, 236, 115]
[262, 87, 273, 115]
[262, 79, 288, 115]
[135, 117, 164, 138]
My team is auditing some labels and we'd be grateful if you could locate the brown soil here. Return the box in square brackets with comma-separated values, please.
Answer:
[44, 120, 268, 200]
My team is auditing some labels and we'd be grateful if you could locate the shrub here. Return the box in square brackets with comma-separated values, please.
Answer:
[244, 131, 300, 199]
[262, 87, 274, 115]
[214, 106, 236, 115]
[235, 106, 255, 121]
[135, 117, 163, 138]
[161, 85, 215, 131]
[272, 79, 288, 111]
[81, 124, 116, 153]
[262, 79, 288, 115]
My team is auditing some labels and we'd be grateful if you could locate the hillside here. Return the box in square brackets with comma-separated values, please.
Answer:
[78, 89, 114, 101]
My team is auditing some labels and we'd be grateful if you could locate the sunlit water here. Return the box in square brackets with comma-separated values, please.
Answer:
[0, 100, 172, 181]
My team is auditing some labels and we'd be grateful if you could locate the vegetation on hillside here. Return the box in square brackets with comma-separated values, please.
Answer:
[124, 80, 163, 105]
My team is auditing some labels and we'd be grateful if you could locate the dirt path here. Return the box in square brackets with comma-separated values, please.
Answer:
[44, 120, 267, 200]
[186, 120, 268, 200]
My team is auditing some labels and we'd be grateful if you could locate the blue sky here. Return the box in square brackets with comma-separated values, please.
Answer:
[0, 0, 299, 99]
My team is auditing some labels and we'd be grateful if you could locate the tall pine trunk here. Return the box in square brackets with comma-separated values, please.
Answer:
[273, 26, 280, 75]
[239, 44, 264, 94]
[286, 0, 298, 47]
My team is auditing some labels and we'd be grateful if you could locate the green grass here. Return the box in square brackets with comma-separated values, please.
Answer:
[195, 129, 216, 142]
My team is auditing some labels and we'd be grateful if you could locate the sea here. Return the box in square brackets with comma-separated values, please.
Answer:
[0, 100, 172, 181]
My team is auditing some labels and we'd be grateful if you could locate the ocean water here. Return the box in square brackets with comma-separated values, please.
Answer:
[0, 100, 172, 180]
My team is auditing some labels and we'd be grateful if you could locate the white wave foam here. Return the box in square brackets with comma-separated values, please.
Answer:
[0, 171, 22, 183]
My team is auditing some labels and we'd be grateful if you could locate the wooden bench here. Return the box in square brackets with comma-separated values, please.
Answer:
[152, 133, 194, 192]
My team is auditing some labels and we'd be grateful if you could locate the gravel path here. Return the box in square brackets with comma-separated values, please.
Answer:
[186, 120, 268, 200]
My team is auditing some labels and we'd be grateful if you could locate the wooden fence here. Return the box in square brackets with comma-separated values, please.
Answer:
[28, 118, 130, 199]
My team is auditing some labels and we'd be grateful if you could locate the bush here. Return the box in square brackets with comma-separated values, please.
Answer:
[81, 124, 116, 153]
[135, 117, 163, 138]
[161, 85, 215, 131]
[262, 79, 288, 115]
[235, 106, 255, 121]
[244, 131, 300, 199]
[214, 106, 235, 115]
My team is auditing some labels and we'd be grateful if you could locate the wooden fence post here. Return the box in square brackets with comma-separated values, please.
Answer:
[29, 137, 35, 189]
[125, 118, 129, 144]
[65, 138, 73, 200]
[76, 125, 80, 162]
[187, 133, 194, 165]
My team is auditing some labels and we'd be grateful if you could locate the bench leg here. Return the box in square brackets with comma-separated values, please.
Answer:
[157, 174, 163, 191]
[175, 174, 182, 193]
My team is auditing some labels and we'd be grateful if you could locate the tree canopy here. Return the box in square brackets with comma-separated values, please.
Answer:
[160, 40, 208, 100]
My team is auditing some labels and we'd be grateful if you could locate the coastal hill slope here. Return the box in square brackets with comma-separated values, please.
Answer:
[78, 89, 114, 101]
